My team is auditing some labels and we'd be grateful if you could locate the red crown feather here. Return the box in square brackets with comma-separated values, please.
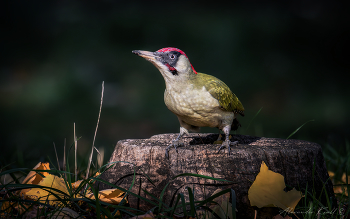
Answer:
[157, 47, 197, 74]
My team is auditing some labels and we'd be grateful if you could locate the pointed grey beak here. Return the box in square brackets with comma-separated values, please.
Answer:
[132, 50, 158, 62]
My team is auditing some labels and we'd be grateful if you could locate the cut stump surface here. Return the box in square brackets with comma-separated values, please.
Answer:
[99, 133, 334, 219]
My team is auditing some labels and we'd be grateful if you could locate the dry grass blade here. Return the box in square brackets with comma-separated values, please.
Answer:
[97, 147, 105, 169]
[85, 81, 104, 180]
[63, 138, 66, 180]
[74, 122, 77, 182]
[94, 146, 101, 155]
[53, 142, 60, 171]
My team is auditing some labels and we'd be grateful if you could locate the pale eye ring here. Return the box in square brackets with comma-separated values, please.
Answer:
[169, 54, 175, 59]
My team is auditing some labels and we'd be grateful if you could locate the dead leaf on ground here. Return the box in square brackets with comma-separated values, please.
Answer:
[71, 171, 101, 190]
[25, 174, 69, 205]
[328, 171, 349, 196]
[328, 171, 335, 179]
[72, 179, 83, 189]
[20, 162, 50, 196]
[86, 188, 126, 204]
[248, 161, 303, 213]
[21, 162, 50, 185]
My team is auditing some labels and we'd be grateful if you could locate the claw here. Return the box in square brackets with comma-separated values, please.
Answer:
[217, 140, 239, 155]
[165, 139, 184, 158]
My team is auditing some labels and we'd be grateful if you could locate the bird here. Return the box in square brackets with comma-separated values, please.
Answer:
[132, 47, 244, 157]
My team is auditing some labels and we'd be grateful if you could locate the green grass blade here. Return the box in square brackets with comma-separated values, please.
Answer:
[157, 172, 235, 213]
[304, 182, 308, 210]
[317, 172, 331, 211]
[118, 163, 137, 207]
[307, 201, 313, 219]
[172, 173, 233, 183]
[325, 143, 340, 158]
[136, 166, 156, 187]
[245, 107, 263, 132]
[346, 168, 350, 208]
[46, 156, 57, 172]
[0, 168, 27, 177]
[180, 193, 187, 217]
[186, 187, 196, 217]
[196, 188, 232, 207]
[158, 181, 172, 213]
[89, 181, 101, 218]
[231, 189, 236, 219]
[141, 188, 164, 207]
[169, 194, 182, 216]
[287, 119, 314, 139]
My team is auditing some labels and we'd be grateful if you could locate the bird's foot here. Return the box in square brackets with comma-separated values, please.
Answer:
[165, 139, 184, 158]
[217, 140, 239, 155]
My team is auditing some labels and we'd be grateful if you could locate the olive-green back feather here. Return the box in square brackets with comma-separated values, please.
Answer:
[194, 73, 245, 116]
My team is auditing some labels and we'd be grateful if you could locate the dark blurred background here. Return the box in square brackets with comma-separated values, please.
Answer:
[1, 1, 349, 168]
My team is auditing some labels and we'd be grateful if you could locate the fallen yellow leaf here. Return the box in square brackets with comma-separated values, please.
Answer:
[86, 188, 126, 204]
[72, 180, 83, 190]
[327, 171, 349, 196]
[335, 173, 349, 196]
[71, 172, 100, 190]
[20, 162, 50, 196]
[25, 174, 69, 205]
[22, 162, 50, 185]
[248, 161, 302, 212]
[94, 171, 101, 177]
[328, 171, 335, 179]
[333, 186, 348, 196]
[341, 173, 350, 184]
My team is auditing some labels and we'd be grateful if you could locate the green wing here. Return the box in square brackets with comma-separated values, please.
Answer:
[196, 73, 245, 116]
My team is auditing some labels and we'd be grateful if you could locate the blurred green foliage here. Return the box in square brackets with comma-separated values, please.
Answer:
[1, 1, 349, 168]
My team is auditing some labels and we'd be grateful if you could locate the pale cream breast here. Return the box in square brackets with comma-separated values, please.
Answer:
[164, 84, 234, 128]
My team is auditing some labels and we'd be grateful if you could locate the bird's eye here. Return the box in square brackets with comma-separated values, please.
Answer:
[169, 54, 175, 59]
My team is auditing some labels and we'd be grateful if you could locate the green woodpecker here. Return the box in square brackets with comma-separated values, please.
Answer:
[132, 47, 244, 157]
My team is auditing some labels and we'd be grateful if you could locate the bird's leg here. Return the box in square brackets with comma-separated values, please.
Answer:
[217, 125, 239, 155]
[166, 127, 189, 158]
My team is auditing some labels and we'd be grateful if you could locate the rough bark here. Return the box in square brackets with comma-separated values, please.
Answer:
[98, 133, 334, 219]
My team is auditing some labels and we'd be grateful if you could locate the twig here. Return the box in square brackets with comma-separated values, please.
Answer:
[85, 81, 104, 180]
[53, 142, 60, 171]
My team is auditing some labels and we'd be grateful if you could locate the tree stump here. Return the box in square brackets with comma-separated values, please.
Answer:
[99, 133, 334, 219]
